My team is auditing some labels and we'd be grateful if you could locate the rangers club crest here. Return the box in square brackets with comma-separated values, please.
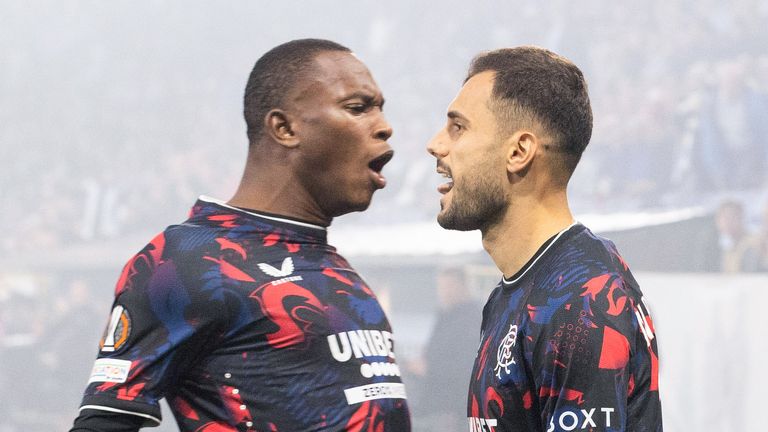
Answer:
[494, 324, 518, 378]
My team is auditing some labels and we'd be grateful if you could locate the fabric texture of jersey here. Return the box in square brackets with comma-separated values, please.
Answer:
[77, 197, 410, 432]
[468, 223, 662, 432]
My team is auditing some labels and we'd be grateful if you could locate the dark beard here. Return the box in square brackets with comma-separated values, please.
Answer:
[437, 177, 505, 232]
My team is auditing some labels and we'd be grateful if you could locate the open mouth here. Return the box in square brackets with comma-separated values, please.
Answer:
[368, 150, 394, 173]
[368, 150, 394, 189]
[437, 167, 453, 194]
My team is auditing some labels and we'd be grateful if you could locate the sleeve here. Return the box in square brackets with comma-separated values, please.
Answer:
[76, 236, 226, 426]
[69, 408, 146, 432]
[529, 273, 646, 432]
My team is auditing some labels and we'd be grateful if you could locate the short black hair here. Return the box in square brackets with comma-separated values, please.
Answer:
[243, 38, 351, 143]
[467, 46, 593, 177]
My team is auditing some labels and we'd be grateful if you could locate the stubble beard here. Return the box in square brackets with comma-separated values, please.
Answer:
[437, 175, 506, 232]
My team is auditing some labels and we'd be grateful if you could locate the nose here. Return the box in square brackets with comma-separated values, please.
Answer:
[426, 130, 446, 158]
[373, 113, 393, 141]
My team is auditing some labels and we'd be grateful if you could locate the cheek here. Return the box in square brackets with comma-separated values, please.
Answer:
[324, 118, 367, 148]
[332, 133, 370, 170]
[308, 129, 359, 165]
[305, 119, 372, 181]
[451, 150, 476, 182]
[456, 151, 500, 187]
[315, 149, 364, 189]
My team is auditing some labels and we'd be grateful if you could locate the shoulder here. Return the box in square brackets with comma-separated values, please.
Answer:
[114, 222, 226, 297]
[561, 226, 639, 295]
[526, 227, 643, 330]
[571, 227, 630, 271]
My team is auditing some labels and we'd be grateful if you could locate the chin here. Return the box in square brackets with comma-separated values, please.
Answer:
[438, 213, 464, 231]
[350, 201, 372, 213]
[437, 208, 483, 232]
[332, 198, 373, 217]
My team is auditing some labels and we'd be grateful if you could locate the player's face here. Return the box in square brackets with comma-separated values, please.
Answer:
[291, 51, 393, 220]
[426, 71, 508, 231]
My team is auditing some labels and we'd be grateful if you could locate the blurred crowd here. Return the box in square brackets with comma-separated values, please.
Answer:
[715, 199, 768, 273]
[2, 0, 767, 257]
[0, 275, 106, 430]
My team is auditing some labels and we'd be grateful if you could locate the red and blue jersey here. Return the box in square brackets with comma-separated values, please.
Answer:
[76, 197, 410, 431]
[468, 223, 661, 431]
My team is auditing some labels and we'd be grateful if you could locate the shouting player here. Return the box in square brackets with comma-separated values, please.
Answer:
[70, 39, 410, 432]
[427, 46, 662, 431]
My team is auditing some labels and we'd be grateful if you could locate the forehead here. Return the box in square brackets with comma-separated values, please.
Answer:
[295, 51, 381, 101]
[447, 71, 496, 119]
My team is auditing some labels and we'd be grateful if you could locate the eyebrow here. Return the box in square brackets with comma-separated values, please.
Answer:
[340, 92, 385, 107]
[447, 110, 469, 124]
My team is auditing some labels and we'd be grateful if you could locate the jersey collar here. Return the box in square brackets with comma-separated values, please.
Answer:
[198, 195, 327, 231]
[502, 221, 581, 286]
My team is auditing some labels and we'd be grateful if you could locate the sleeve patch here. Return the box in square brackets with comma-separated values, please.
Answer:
[88, 358, 133, 383]
[99, 305, 132, 353]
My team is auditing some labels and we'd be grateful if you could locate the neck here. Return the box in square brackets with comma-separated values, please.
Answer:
[228, 154, 331, 227]
[481, 189, 574, 278]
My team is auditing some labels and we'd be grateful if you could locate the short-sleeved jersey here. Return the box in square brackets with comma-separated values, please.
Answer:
[468, 223, 662, 432]
[77, 197, 410, 431]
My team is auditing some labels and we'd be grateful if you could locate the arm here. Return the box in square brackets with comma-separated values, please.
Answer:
[70, 234, 225, 430]
[530, 275, 653, 431]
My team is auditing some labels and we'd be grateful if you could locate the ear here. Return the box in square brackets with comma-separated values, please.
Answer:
[264, 109, 300, 148]
[505, 130, 538, 175]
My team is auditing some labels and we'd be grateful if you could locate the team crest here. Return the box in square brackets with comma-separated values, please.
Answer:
[494, 324, 518, 378]
[100, 305, 132, 353]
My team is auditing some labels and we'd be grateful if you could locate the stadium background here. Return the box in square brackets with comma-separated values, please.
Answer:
[1, 1, 767, 430]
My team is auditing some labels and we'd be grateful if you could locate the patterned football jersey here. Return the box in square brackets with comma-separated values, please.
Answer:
[77, 196, 410, 431]
[468, 223, 662, 432]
